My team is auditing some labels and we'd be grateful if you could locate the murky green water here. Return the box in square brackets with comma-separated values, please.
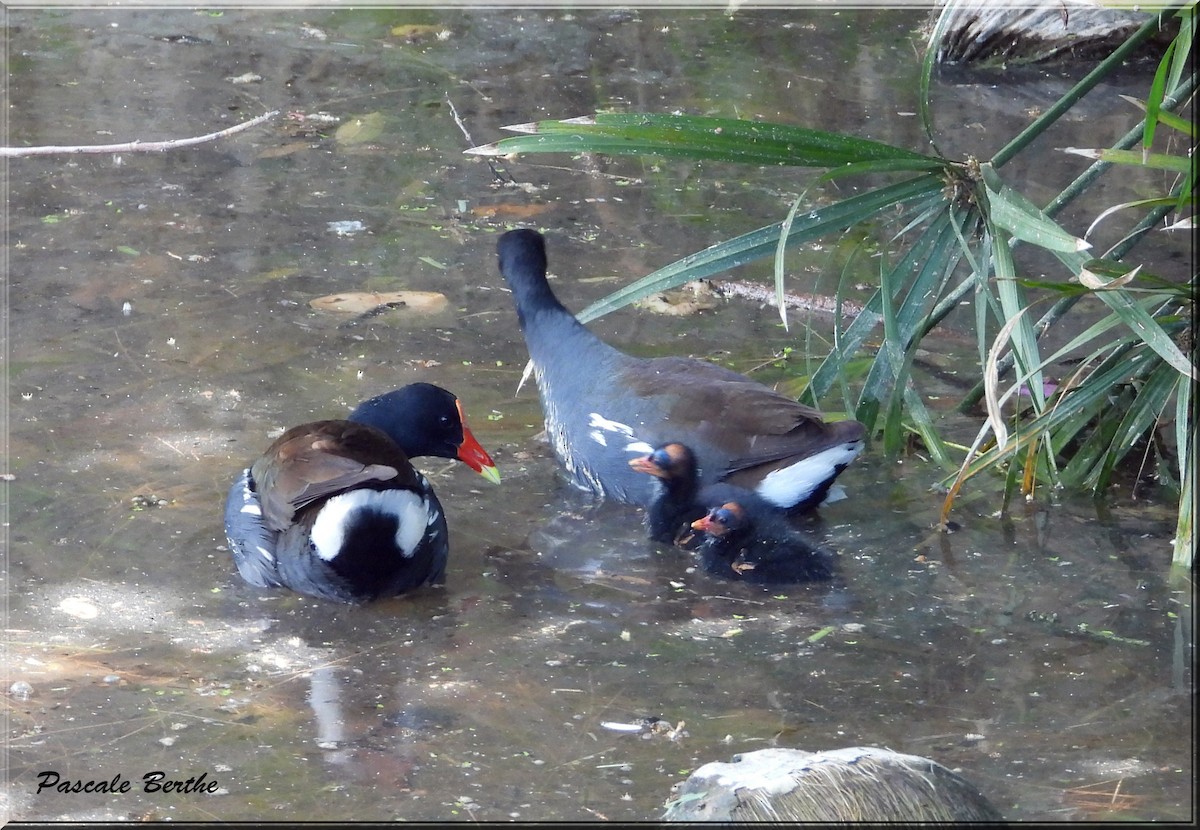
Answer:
[5, 7, 1192, 823]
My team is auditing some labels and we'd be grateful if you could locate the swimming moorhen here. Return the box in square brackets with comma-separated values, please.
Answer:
[496, 228, 865, 512]
[629, 441, 778, 545]
[688, 501, 835, 583]
[224, 383, 500, 603]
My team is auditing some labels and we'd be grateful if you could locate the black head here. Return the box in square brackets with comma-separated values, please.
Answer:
[347, 384, 498, 480]
[349, 383, 461, 456]
[497, 229, 565, 321]
[497, 229, 548, 288]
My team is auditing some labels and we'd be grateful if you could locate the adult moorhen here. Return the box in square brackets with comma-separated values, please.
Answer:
[496, 228, 866, 512]
[688, 501, 835, 584]
[629, 441, 778, 545]
[224, 383, 500, 603]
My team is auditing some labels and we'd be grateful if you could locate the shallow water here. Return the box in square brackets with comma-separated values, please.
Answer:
[5, 7, 1193, 823]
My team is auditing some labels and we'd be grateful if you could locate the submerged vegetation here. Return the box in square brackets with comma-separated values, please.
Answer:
[469, 3, 1195, 570]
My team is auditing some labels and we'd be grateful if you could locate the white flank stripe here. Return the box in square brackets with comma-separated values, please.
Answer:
[586, 413, 654, 455]
[237, 470, 261, 515]
[588, 412, 635, 436]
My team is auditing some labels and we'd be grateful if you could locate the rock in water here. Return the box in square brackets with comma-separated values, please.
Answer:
[931, 0, 1164, 66]
[662, 746, 1004, 823]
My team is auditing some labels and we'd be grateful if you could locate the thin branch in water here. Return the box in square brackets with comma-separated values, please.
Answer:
[1, 111, 279, 158]
[447, 93, 514, 184]
[444, 95, 475, 145]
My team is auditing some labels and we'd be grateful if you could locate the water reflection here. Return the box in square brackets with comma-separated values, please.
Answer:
[308, 666, 348, 753]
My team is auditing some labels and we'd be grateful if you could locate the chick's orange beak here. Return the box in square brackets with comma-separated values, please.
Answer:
[690, 513, 727, 536]
[456, 400, 501, 484]
[628, 455, 664, 477]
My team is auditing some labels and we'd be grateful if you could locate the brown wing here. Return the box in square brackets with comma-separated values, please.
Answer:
[627, 356, 859, 471]
[250, 420, 418, 531]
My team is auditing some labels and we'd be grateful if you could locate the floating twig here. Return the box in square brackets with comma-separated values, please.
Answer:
[1, 111, 279, 158]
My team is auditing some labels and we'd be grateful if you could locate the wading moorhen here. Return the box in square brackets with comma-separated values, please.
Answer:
[497, 228, 865, 511]
[224, 383, 500, 603]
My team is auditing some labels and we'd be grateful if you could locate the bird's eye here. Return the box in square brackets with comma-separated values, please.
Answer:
[650, 449, 670, 467]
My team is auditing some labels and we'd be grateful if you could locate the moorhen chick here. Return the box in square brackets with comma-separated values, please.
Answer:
[629, 441, 777, 545]
[224, 383, 500, 603]
[688, 501, 835, 584]
[496, 228, 865, 512]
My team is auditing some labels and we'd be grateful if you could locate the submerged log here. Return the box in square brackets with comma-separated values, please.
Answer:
[932, 0, 1165, 66]
[662, 746, 1005, 823]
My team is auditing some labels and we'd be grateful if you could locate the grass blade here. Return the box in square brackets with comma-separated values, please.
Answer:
[1087, 287, 1196, 381]
[468, 112, 944, 171]
[774, 196, 806, 331]
[1173, 374, 1193, 566]
[983, 175, 1092, 254]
